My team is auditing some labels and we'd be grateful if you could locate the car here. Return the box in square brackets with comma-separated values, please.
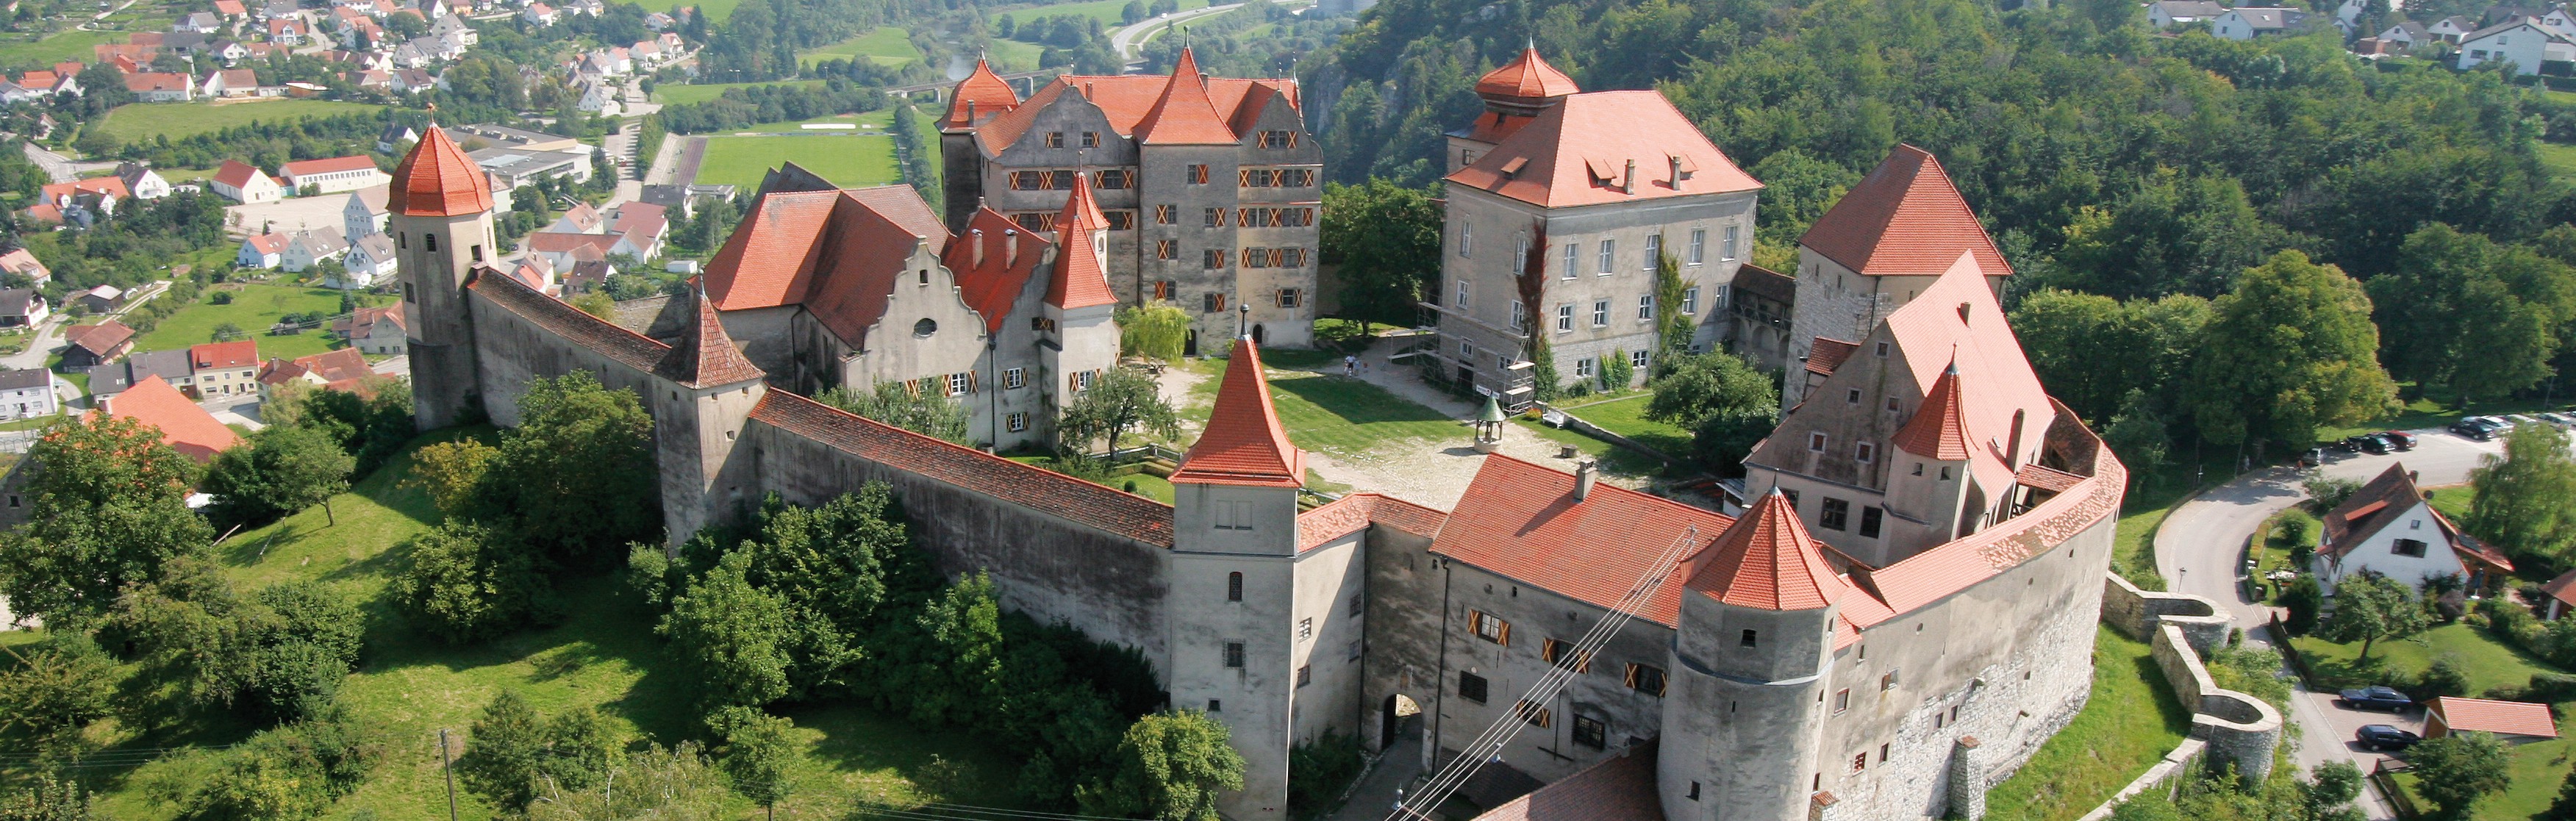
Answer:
[2341, 686, 2414, 711]
[2450, 419, 2491, 440]
[2298, 448, 2325, 467]
[2356, 724, 2421, 751]
[2381, 431, 2416, 451]
[2353, 434, 2391, 455]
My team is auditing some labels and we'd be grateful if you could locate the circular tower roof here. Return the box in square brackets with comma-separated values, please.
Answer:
[387, 126, 493, 217]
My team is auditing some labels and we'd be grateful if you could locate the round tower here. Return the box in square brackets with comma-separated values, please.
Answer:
[1661, 490, 1845, 821]
[387, 126, 498, 430]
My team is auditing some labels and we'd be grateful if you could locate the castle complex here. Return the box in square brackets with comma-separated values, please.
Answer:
[390, 48, 2128, 821]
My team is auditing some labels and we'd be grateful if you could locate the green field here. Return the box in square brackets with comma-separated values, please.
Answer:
[1002, 0, 1208, 26]
[984, 37, 1047, 71]
[653, 78, 826, 106]
[798, 26, 921, 68]
[2291, 622, 2559, 695]
[693, 134, 900, 190]
[94, 99, 385, 143]
[130, 283, 351, 360]
[673, 0, 743, 23]
[2541, 142, 2576, 181]
[1559, 394, 1692, 457]
[0, 28, 115, 70]
[739, 107, 895, 135]
[1983, 625, 2193, 821]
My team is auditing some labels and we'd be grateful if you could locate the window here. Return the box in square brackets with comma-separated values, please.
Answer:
[1081, 131, 1098, 147]
[1459, 222, 1473, 257]
[1855, 442, 1874, 463]
[1597, 239, 1614, 274]
[1205, 207, 1226, 227]
[1213, 500, 1254, 531]
[1510, 301, 1527, 332]
[1096, 168, 1131, 189]
[1223, 642, 1245, 668]
[1860, 506, 1883, 539]
[1940, 467, 1953, 480]
[1349, 595, 1364, 616]
[1809, 432, 1828, 452]
[1847, 388, 1863, 404]
[1512, 234, 1528, 274]
[1852, 753, 1868, 773]
[1470, 610, 1510, 645]
[1277, 288, 1301, 308]
[1187, 164, 1209, 184]
[2411, 519, 2422, 530]
[915, 318, 938, 337]
[1688, 228, 1706, 265]
[1644, 234, 1662, 270]
[1349, 639, 1363, 661]
[1104, 211, 1136, 230]
[1153, 280, 1177, 299]
[1572, 715, 1606, 749]
[1681, 287, 1699, 314]
[471, 244, 483, 262]
[1045, 132, 1064, 148]
[1881, 670, 1900, 691]
[1722, 225, 1739, 260]
[1562, 243, 1578, 279]
[1298, 617, 1312, 641]
[1006, 412, 1028, 432]
[1514, 700, 1551, 728]
[1833, 689, 1851, 714]
[1459, 672, 1489, 703]
[918, 269, 931, 285]
[945, 372, 969, 396]
[1625, 664, 1667, 696]
[1297, 664, 1312, 686]
[425, 233, 437, 252]
[1875, 341, 1890, 356]
[1820, 498, 1849, 531]
[1638, 295, 1655, 320]
[1155, 204, 1176, 224]
[1542, 638, 1590, 672]
[1556, 304, 1574, 332]
[1259, 129, 1298, 148]
[1631, 350, 1648, 370]
[1459, 340, 1476, 358]
[1456, 281, 1470, 309]
[1208, 699, 1222, 712]
[1003, 368, 1026, 389]
[1203, 251, 1227, 271]
[1156, 240, 1178, 260]
[1886, 397, 1902, 413]
[1739, 629, 1759, 648]
[2393, 539, 2428, 557]
[1592, 300, 1609, 327]
[1227, 572, 1242, 601]
[1575, 358, 1595, 378]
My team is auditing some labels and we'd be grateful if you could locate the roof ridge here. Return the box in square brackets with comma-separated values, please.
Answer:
[1797, 143, 2009, 277]
[1892, 362, 1972, 460]
[1170, 338, 1304, 487]
[654, 285, 766, 388]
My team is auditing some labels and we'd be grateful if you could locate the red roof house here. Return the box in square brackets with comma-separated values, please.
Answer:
[102, 375, 238, 462]
[2426, 697, 2560, 742]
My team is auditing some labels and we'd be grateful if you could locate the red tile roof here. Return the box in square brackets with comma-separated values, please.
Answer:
[213, 159, 266, 190]
[1805, 336, 1858, 376]
[105, 376, 237, 462]
[1467, 741, 1661, 821]
[243, 232, 286, 255]
[1892, 363, 1971, 460]
[1684, 489, 1845, 611]
[749, 389, 1176, 546]
[387, 126, 494, 217]
[972, 66, 1295, 154]
[701, 185, 948, 350]
[279, 154, 379, 177]
[1856, 428, 2124, 617]
[1430, 454, 1737, 627]
[1443, 90, 1761, 209]
[190, 339, 258, 369]
[123, 72, 191, 93]
[2014, 463, 2087, 494]
[943, 57, 1018, 129]
[2544, 568, 2576, 609]
[1048, 174, 1117, 310]
[1799, 144, 2009, 277]
[1137, 49, 1240, 145]
[1170, 339, 1305, 487]
[1475, 47, 1580, 101]
[655, 288, 765, 388]
[2430, 697, 2560, 739]
[1295, 492, 1448, 552]
[944, 207, 1051, 334]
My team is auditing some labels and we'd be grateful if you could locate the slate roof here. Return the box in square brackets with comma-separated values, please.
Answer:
[1443, 90, 1761, 209]
[1170, 339, 1305, 487]
[0, 368, 49, 391]
[1800, 144, 2011, 277]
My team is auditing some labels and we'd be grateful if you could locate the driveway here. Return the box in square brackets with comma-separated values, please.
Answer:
[2154, 429, 2514, 816]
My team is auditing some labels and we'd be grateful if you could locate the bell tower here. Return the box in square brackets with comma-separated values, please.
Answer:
[387, 126, 497, 429]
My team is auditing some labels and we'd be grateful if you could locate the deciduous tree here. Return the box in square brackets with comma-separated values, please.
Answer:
[204, 424, 355, 529]
[526, 743, 729, 821]
[820, 379, 971, 445]
[1646, 352, 1778, 427]
[1077, 709, 1247, 821]
[2314, 573, 2429, 664]
[661, 551, 793, 712]
[2185, 251, 2397, 450]
[404, 439, 498, 521]
[2410, 731, 2512, 819]
[476, 371, 659, 569]
[0, 413, 212, 624]
[713, 708, 798, 819]
[2465, 422, 2576, 562]
[1319, 179, 1440, 327]
[1117, 300, 1192, 362]
[1060, 366, 1180, 455]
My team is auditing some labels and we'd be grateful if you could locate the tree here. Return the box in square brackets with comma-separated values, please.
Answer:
[2185, 251, 2397, 450]
[1077, 710, 1247, 821]
[0, 412, 212, 623]
[1059, 366, 1180, 455]
[1646, 352, 1778, 427]
[459, 691, 543, 810]
[2410, 731, 2512, 819]
[2100, 390, 2172, 479]
[2466, 422, 2576, 562]
[2281, 576, 2323, 634]
[1692, 408, 1776, 475]
[476, 371, 659, 569]
[661, 551, 793, 712]
[713, 708, 797, 819]
[0, 775, 96, 821]
[404, 439, 498, 521]
[1600, 348, 1634, 391]
[2540, 761, 2576, 821]
[0, 636, 117, 760]
[2304, 761, 2366, 821]
[818, 380, 970, 445]
[1117, 300, 1191, 362]
[2367, 224, 2576, 403]
[393, 522, 554, 643]
[2314, 573, 2430, 664]
[203, 424, 355, 528]
[1318, 179, 1440, 327]
[1653, 253, 1693, 362]
[210, 322, 245, 342]
[526, 743, 729, 821]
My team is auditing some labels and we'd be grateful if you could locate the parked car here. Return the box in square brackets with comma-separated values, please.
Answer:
[2381, 431, 2416, 451]
[2298, 448, 2325, 467]
[2356, 724, 2421, 751]
[2539, 412, 2573, 429]
[2340, 686, 2414, 711]
[2353, 434, 2391, 455]
[2452, 418, 2500, 440]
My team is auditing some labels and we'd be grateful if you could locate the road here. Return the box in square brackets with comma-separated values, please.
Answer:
[2155, 429, 2519, 816]
[23, 143, 112, 184]
[1108, 1, 1250, 68]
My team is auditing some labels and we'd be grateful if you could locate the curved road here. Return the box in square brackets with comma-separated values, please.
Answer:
[2157, 429, 2515, 816]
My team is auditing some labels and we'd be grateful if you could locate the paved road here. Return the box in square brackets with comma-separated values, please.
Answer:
[1109, 2, 1249, 68]
[2155, 429, 2517, 815]
[22, 143, 111, 184]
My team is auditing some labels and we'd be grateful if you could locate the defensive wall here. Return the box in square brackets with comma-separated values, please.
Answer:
[2100, 576, 2283, 783]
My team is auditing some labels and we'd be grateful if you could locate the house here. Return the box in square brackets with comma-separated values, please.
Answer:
[74, 284, 122, 313]
[0, 368, 54, 421]
[215, 0, 248, 18]
[643, 10, 671, 28]
[2431, 14, 2478, 40]
[101, 376, 237, 461]
[279, 228, 348, 273]
[561, 257, 612, 294]
[0, 289, 45, 326]
[266, 16, 307, 44]
[522, 231, 618, 272]
[256, 346, 372, 395]
[2378, 20, 2435, 47]
[2213, 7, 2324, 38]
[115, 162, 172, 200]
[521, 1, 556, 24]
[188, 339, 261, 398]
[376, 122, 418, 154]
[2311, 463, 2516, 595]
[332, 304, 404, 354]
[390, 68, 435, 93]
[573, 79, 620, 116]
[2456, 18, 2575, 74]
[278, 155, 388, 194]
[338, 232, 396, 287]
[344, 186, 390, 238]
[237, 232, 287, 268]
[17, 70, 76, 97]
[200, 67, 257, 98]
[0, 248, 52, 286]
[210, 159, 282, 203]
[545, 201, 605, 234]
[2148, 0, 2228, 27]
[124, 72, 194, 102]
[178, 11, 223, 32]
[36, 176, 126, 223]
[610, 201, 667, 258]
[86, 348, 196, 398]
[58, 320, 134, 369]
[2425, 697, 2561, 742]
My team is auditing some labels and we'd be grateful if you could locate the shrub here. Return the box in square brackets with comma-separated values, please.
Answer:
[2413, 654, 2471, 699]
[179, 707, 380, 821]
[393, 521, 557, 644]
[1288, 731, 1365, 820]
[457, 691, 623, 813]
[2281, 576, 2323, 634]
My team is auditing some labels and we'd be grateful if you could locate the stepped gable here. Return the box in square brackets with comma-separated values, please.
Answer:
[701, 183, 948, 349]
[944, 206, 1055, 333]
[1684, 489, 1845, 611]
[1047, 174, 1117, 310]
[749, 389, 1176, 546]
[943, 57, 1020, 129]
[1170, 338, 1305, 487]
[387, 126, 492, 216]
[1878, 252, 2052, 492]
[1444, 90, 1761, 209]
[1296, 492, 1449, 552]
[1429, 454, 1736, 627]
[972, 57, 1296, 154]
[1800, 144, 2009, 276]
[1892, 363, 1971, 460]
[467, 263, 669, 372]
[656, 286, 765, 388]
[1137, 48, 1239, 145]
[1475, 46, 1580, 102]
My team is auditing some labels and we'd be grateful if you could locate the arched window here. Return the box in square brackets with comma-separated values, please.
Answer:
[425, 233, 438, 252]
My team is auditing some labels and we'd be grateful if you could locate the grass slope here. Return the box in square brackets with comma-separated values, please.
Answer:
[1558, 394, 1691, 457]
[1982, 625, 2193, 821]
[2539, 142, 2576, 181]
[93, 100, 384, 143]
[653, 79, 826, 106]
[2290, 622, 2558, 695]
[0, 29, 115, 71]
[693, 135, 898, 190]
[131, 283, 349, 360]
[798, 26, 920, 67]
[1000, 0, 1207, 26]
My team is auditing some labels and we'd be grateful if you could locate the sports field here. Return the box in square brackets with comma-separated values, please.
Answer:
[798, 26, 920, 67]
[94, 99, 384, 143]
[692, 135, 900, 190]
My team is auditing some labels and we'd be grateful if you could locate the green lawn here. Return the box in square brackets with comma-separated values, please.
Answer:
[2291, 622, 2559, 695]
[739, 108, 895, 135]
[131, 284, 351, 360]
[93, 100, 386, 143]
[693, 135, 900, 190]
[799, 26, 920, 68]
[654, 79, 825, 106]
[0, 28, 114, 70]
[1559, 395, 1691, 458]
[1001, 0, 1208, 26]
[673, 0, 743, 22]
[2540, 142, 2576, 181]
[984, 37, 1046, 71]
[1983, 625, 2194, 821]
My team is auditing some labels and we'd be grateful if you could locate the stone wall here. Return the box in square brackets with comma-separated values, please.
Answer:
[2101, 575, 2233, 653]
[2150, 624, 2282, 780]
[2072, 739, 2209, 821]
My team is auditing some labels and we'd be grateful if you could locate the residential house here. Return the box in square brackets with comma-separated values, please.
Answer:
[2456, 18, 2575, 73]
[0, 82, 43, 107]
[351, 68, 392, 91]
[115, 162, 171, 199]
[344, 186, 390, 238]
[0, 248, 52, 286]
[37, 176, 126, 221]
[522, 1, 557, 24]
[103, 376, 237, 461]
[429, 13, 473, 44]
[237, 232, 287, 268]
[643, 10, 671, 28]
[2425, 698, 2561, 742]
[2431, 14, 2477, 40]
[2310, 463, 2515, 595]
[279, 228, 348, 273]
[0, 289, 46, 326]
[573, 79, 620, 116]
[211, 160, 283, 203]
[2148, 0, 2228, 26]
[16, 69, 76, 97]
[188, 339, 260, 398]
[200, 68, 258, 98]
[390, 67, 435, 93]
[178, 11, 222, 32]
[337, 232, 396, 287]
[609, 201, 666, 258]
[522, 231, 618, 272]
[123, 72, 194, 102]
[545, 201, 605, 234]
[257, 1, 295, 19]
[267, 16, 307, 44]
[58, 320, 134, 369]
[86, 348, 196, 398]
[214, 0, 248, 18]
[279, 155, 388, 194]
[376, 122, 418, 153]
[561, 257, 611, 294]
[0, 368, 55, 420]
[255, 346, 371, 395]
[331, 304, 404, 354]
[74, 285, 121, 313]
[2213, 7, 2324, 38]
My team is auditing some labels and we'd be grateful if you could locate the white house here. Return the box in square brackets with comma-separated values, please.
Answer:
[2311, 462, 2516, 596]
[2149, 0, 2228, 27]
[0, 248, 52, 286]
[278, 155, 388, 194]
[210, 160, 282, 204]
[344, 186, 390, 238]
[200, 68, 258, 98]
[0, 368, 57, 420]
[0, 288, 47, 326]
[237, 232, 286, 269]
[2457, 18, 2575, 74]
[337, 232, 396, 287]
[279, 229, 348, 273]
[115, 162, 171, 199]
[2214, 7, 2321, 39]
[2431, 14, 2479, 41]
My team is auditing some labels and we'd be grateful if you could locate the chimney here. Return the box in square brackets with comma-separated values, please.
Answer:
[1005, 229, 1020, 267]
[970, 228, 984, 268]
[1084, 81, 1093, 98]
[966, 100, 976, 122]
[1622, 159, 1636, 195]
[1670, 156, 1684, 190]
[1573, 459, 1598, 502]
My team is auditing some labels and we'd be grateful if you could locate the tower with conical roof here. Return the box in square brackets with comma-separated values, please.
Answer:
[1445, 46, 1579, 174]
[651, 285, 768, 544]
[1783, 143, 2010, 406]
[389, 125, 498, 429]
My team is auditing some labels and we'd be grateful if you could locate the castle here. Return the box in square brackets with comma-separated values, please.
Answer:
[392, 52, 2128, 821]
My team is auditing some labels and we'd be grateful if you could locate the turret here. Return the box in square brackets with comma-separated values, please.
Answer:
[1662, 489, 1845, 821]
[941, 58, 1019, 231]
[388, 126, 496, 429]
[1890, 362, 1975, 542]
[650, 285, 768, 546]
[1044, 173, 1120, 441]
[1473, 46, 1580, 119]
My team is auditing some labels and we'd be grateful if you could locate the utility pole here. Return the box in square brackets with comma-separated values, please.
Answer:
[440, 728, 460, 821]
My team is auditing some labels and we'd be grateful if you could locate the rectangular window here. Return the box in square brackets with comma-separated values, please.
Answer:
[1205, 208, 1225, 228]
[1188, 164, 1209, 184]
[1277, 288, 1301, 309]
[1459, 671, 1489, 703]
[1682, 287, 1699, 314]
[1156, 240, 1177, 260]
[1859, 506, 1883, 539]
[1881, 670, 1900, 691]
[1297, 664, 1312, 686]
[1625, 663, 1667, 697]
[946, 373, 969, 396]
[1572, 714, 1606, 749]
[1833, 688, 1851, 714]
[1855, 442, 1874, 463]
[1095, 168, 1131, 189]
[1512, 234, 1528, 274]
[1298, 617, 1312, 641]
[1809, 432, 1828, 452]
[1204, 251, 1227, 270]
[1006, 412, 1028, 432]
[1575, 358, 1595, 378]
[1644, 234, 1662, 270]
[1852, 753, 1868, 773]
[1556, 304, 1573, 332]
[1050, 170, 1076, 190]
[1592, 301, 1609, 327]
[1688, 228, 1706, 265]
[1456, 281, 1470, 309]
[1509, 301, 1527, 332]
[1153, 280, 1177, 300]
[1350, 595, 1364, 616]
[1638, 294, 1655, 320]
[1081, 131, 1098, 147]
[1104, 211, 1136, 230]
[1228, 572, 1242, 600]
[1470, 610, 1510, 645]
[1003, 368, 1026, 389]
[2393, 539, 2428, 557]
[1542, 638, 1590, 672]
[1631, 350, 1647, 370]
[1259, 129, 1297, 148]
[1740, 628, 1759, 648]
[1820, 498, 1849, 531]
[1155, 204, 1176, 224]
[1458, 222, 1473, 257]
[1562, 243, 1578, 279]
[1597, 239, 1614, 274]
[1514, 700, 1551, 728]
[1045, 132, 1064, 148]
[1722, 225, 1740, 260]
[1212, 499, 1255, 531]
[1223, 642, 1245, 668]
